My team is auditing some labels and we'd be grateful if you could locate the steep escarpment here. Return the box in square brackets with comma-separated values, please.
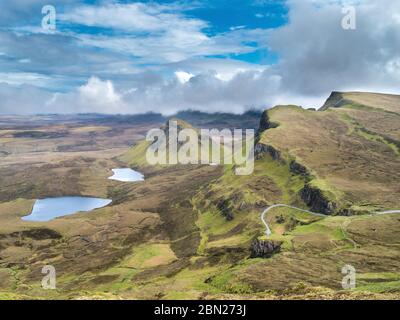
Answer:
[256, 107, 337, 215]
[254, 143, 281, 161]
[319, 91, 354, 111]
[256, 110, 278, 138]
[289, 160, 309, 178]
[254, 110, 283, 162]
[300, 184, 337, 214]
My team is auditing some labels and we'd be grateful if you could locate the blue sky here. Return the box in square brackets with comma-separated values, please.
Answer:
[0, 1, 287, 85]
[0, 0, 399, 114]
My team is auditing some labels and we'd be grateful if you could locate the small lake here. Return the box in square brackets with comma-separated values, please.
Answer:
[108, 168, 144, 182]
[22, 197, 112, 222]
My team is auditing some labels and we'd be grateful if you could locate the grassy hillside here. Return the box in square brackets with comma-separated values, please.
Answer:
[120, 119, 198, 170]
[0, 95, 399, 300]
[257, 94, 400, 214]
[182, 92, 400, 299]
[321, 91, 400, 113]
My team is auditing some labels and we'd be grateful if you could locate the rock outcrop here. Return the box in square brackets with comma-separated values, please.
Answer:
[250, 239, 282, 258]
[256, 110, 278, 137]
[319, 91, 353, 111]
[300, 184, 337, 215]
[289, 160, 309, 178]
[216, 198, 234, 221]
[254, 143, 281, 161]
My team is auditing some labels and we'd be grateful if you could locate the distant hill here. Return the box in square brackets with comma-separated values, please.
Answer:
[173, 110, 262, 130]
[320, 91, 400, 113]
[0, 110, 262, 130]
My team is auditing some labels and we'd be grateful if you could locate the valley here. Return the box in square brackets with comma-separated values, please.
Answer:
[0, 94, 399, 300]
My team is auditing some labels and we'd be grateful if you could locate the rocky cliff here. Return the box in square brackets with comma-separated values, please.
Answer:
[300, 184, 337, 215]
[319, 91, 353, 111]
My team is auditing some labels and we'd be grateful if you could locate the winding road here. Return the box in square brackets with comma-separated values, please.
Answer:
[260, 204, 400, 237]
[376, 210, 400, 215]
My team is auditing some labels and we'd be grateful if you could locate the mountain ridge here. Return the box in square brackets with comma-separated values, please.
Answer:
[320, 91, 400, 113]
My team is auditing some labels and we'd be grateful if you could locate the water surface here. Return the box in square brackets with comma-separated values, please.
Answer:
[108, 168, 144, 182]
[22, 196, 112, 222]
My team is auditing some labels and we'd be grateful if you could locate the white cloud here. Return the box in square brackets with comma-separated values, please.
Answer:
[267, 0, 400, 98]
[60, 2, 206, 33]
[5, 71, 279, 115]
[44, 77, 124, 114]
[75, 27, 265, 64]
[230, 25, 246, 31]
[1, 0, 400, 115]
[166, 58, 268, 77]
[0, 72, 50, 86]
[175, 71, 194, 84]
[18, 58, 31, 63]
[0, 83, 53, 114]
[79, 76, 120, 105]
[56, 2, 266, 64]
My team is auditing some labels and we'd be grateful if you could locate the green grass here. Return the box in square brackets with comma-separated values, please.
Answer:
[338, 108, 400, 156]
[193, 152, 308, 254]
[120, 243, 177, 269]
[309, 179, 344, 204]
[209, 268, 254, 294]
[357, 128, 400, 156]
[0, 292, 29, 300]
[207, 154, 305, 205]
[356, 273, 400, 293]
[119, 140, 153, 167]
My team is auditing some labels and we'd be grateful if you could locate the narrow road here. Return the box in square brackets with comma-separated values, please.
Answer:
[376, 210, 400, 215]
[261, 204, 400, 237]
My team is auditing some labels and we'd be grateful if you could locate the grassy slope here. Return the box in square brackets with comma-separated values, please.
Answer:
[181, 93, 400, 299]
[1, 96, 400, 300]
[193, 155, 307, 252]
[321, 91, 400, 113]
[259, 99, 400, 213]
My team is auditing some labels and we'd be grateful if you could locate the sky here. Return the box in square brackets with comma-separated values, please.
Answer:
[0, 0, 400, 115]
